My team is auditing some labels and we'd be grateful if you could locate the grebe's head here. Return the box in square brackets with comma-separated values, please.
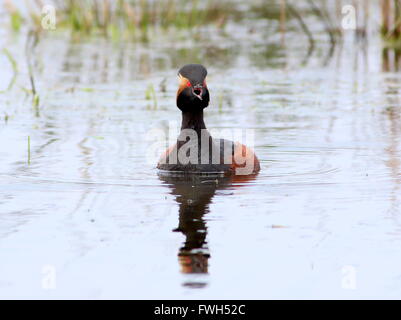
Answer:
[176, 64, 210, 112]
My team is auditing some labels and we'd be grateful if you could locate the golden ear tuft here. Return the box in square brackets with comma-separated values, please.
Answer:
[177, 73, 191, 96]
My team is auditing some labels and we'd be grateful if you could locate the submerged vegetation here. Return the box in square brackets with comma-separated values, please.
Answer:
[27, 135, 31, 165]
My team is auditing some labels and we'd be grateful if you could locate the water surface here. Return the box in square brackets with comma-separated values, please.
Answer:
[0, 5, 401, 299]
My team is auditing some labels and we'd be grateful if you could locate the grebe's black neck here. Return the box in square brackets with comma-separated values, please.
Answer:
[181, 110, 207, 132]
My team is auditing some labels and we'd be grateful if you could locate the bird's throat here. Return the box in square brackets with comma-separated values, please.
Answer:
[181, 111, 206, 133]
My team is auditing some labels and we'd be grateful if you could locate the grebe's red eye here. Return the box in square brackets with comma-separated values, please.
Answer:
[186, 81, 191, 87]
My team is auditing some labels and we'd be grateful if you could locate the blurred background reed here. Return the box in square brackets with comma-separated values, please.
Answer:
[3, 1, 401, 48]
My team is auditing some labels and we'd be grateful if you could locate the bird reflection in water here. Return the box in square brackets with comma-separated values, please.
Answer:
[159, 173, 257, 283]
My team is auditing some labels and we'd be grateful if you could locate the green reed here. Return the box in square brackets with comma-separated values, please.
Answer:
[381, 0, 401, 47]
[145, 83, 157, 110]
[5, 0, 231, 40]
[2, 49, 18, 91]
[3, 0, 346, 49]
[27, 136, 31, 165]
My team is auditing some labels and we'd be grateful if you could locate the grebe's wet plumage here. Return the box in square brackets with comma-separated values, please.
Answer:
[157, 64, 260, 175]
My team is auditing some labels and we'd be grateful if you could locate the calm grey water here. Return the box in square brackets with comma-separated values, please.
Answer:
[0, 7, 401, 299]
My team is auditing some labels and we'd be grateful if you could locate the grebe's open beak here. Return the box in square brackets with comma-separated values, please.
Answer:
[192, 84, 203, 100]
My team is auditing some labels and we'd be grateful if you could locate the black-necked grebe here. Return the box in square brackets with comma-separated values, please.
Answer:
[157, 64, 260, 175]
